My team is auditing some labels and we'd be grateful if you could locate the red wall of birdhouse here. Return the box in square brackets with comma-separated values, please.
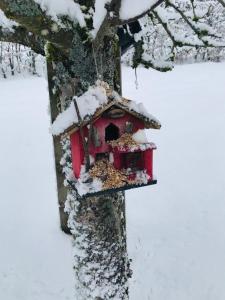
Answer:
[70, 131, 84, 178]
[70, 113, 146, 178]
[88, 113, 144, 155]
[144, 149, 154, 179]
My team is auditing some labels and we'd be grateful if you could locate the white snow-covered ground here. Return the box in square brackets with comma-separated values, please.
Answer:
[124, 62, 225, 300]
[0, 77, 74, 300]
[0, 62, 225, 300]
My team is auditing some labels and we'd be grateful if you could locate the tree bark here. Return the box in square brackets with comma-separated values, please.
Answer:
[46, 31, 131, 299]
[47, 60, 70, 233]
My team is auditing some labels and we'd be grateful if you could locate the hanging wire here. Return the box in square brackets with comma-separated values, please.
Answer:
[135, 68, 139, 89]
[100, 50, 103, 80]
[92, 42, 101, 80]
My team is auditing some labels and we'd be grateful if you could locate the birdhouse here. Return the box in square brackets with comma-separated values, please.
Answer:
[52, 81, 161, 197]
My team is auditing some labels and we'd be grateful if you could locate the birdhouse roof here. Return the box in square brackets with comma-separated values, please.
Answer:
[51, 81, 161, 136]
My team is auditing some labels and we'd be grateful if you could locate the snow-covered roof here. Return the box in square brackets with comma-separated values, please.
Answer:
[51, 81, 161, 136]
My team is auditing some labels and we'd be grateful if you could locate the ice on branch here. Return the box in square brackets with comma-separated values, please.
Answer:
[120, 0, 160, 21]
[91, 0, 109, 38]
[34, 0, 86, 27]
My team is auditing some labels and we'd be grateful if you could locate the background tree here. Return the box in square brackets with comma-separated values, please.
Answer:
[0, 1, 224, 299]
[0, 41, 45, 77]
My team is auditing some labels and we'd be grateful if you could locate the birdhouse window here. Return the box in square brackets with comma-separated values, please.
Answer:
[122, 152, 144, 171]
[96, 152, 109, 161]
[91, 126, 101, 147]
[105, 123, 119, 142]
[125, 121, 133, 134]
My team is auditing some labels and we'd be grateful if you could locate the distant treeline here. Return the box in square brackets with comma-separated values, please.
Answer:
[0, 42, 45, 79]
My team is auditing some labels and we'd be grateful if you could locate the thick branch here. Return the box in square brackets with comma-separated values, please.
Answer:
[133, 39, 172, 71]
[118, 0, 165, 25]
[0, 25, 44, 55]
[0, 0, 74, 49]
[152, 10, 215, 49]
[93, 0, 164, 49]
[93, 0, 122, 50]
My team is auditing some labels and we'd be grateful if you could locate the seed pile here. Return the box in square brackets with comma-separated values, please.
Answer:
[108, 133, 138, 148]
[89, 159, 134, 190]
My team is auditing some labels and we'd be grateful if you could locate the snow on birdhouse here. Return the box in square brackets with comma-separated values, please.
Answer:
[52, 81, 161, 197]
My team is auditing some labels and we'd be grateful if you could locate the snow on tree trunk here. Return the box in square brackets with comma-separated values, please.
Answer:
[46, 31, 131, 299]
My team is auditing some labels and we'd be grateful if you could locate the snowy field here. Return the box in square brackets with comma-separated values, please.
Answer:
[0, 62, 225, 300]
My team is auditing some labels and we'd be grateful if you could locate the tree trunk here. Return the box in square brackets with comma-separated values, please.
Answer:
[46, 31, 131, 299]
[47, 60, 70, 233]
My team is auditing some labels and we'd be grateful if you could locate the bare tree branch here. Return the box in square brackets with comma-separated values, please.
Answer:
[167, 1, 223, 47]
[118, 0, 165, 25]
[132, 39, 172, 71]
[93, 0, 165, 48]
[0, 25, 44, 55]
[152, 10, 220, 49]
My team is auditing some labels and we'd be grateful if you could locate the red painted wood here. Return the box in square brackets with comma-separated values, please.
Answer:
[88, 113, 144, 156]
[70, 112, 156, 183]
[70, 131, 84, 178]
[113, 152, 122, 170]
[144, 149, 153, 179]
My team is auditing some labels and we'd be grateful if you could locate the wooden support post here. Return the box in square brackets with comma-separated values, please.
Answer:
[73, 98, 91, 171]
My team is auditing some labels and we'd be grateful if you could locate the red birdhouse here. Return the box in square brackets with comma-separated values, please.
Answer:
[52, 81, 161, 197]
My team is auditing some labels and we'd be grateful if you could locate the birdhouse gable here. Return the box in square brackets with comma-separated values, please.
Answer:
[51, 81, 161, 136]
[86, 111, 147, 157]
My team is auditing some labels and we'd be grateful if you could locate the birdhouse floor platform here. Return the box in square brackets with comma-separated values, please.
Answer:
[68, 179, 157, 198]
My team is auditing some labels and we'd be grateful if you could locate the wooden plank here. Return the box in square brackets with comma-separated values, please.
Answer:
[67, 179, 157, 198]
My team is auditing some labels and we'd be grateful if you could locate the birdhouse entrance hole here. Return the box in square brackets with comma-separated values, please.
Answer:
[105, 123, 119, 142]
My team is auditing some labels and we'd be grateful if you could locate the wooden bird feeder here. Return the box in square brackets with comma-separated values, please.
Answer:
[52, 81, 161, 197]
